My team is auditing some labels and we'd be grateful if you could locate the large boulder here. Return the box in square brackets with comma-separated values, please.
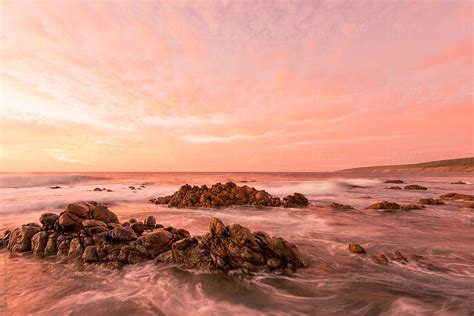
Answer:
[58, 202, 119, 230]
[283, 193, 309, 208]
[39, 213, 59, 230]
[68, 238, 84, 259]
[144, 216, 156, 228]
[137, 229, 173, 257]
[31, 231, 49, 254]
[110, 226, 137, 241]
[7, 224, 41, 252]
[90, 205, 119, 224]
[171, 217, 304, 273]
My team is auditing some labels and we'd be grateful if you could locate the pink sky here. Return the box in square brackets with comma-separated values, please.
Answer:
[0, 0, 473, 172]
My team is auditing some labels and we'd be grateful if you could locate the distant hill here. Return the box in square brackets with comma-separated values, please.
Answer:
[339, 157, 474, 174]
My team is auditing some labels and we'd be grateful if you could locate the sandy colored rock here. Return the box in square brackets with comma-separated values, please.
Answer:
[349, 243, 366, 254]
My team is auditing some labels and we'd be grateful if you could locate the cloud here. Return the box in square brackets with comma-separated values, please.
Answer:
[179, 133, 267, 144]
[45, 149, 88, 164]
[141, 113, 228, 129]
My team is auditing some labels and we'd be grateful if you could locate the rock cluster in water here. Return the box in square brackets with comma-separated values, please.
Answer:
[150, 182, 309, 208]
[2, 201, 304, 273]
[169, 217, 304, 273]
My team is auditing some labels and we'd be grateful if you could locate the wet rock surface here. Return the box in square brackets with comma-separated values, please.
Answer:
[5, 201, 305, 274]
[150, 182, 309, 208]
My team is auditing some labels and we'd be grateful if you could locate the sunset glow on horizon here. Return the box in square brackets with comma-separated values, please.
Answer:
[1, 0, 473, 172]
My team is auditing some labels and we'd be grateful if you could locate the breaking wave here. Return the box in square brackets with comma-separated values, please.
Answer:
[0, 174, 105, 188]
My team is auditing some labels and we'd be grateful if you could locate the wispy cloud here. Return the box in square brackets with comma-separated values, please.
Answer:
[45, 149, 88, 164]
[179, 133, 268, 144]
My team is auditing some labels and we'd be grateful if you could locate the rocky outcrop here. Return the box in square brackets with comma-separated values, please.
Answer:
[171, 217, 304, 273]
[5, 202, 305, 275]
[404, 185, 427, 191]
[150, 182, 309, 208]
[439, 193, 474, 201]
[386, 186, 402, 190]
[451, 181, 466, 185]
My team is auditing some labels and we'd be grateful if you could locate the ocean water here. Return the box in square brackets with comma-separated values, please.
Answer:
[0, 172, 473, 315]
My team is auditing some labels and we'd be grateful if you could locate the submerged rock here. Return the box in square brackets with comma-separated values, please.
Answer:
[366, 201, 401, 210]
[373, 253, 389, 265]
[366, 201, 423, 212]
[171, 217, 304, 273]
[150, 182, 309, 208]
[329, 202, 354, 210]
[404, 185, 427, 191]
[400, 204, 424, 211]
[383, 180, 404, 184]
[348, 243, 366, 254]
[439, 193, 474, 201]
[419, 198, 444, 205]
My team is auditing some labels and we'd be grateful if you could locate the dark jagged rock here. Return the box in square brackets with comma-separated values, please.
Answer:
[6, 202, 304, 275]
[39, 213, 59, 230]
[384, 180, 404, 184]
[283, 193, 309, 208]
[329, 202, 354, 210]
[171, 217, 304, 273]
[50, 186, 61, 189]
[150, 182, 309, 208]
[404, 185, 427, 191]
[419, 198, 444, 205]
[131, 222, 145, 236]
[451, 181, 466, 185]
[144, 216, 156, 228]
[348, 243, 366, 254]
[439, 193, 474, 201]
[386, 186, 402, 190]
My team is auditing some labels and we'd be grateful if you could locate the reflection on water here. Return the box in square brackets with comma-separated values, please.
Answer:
[1, 172, 473, 315]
